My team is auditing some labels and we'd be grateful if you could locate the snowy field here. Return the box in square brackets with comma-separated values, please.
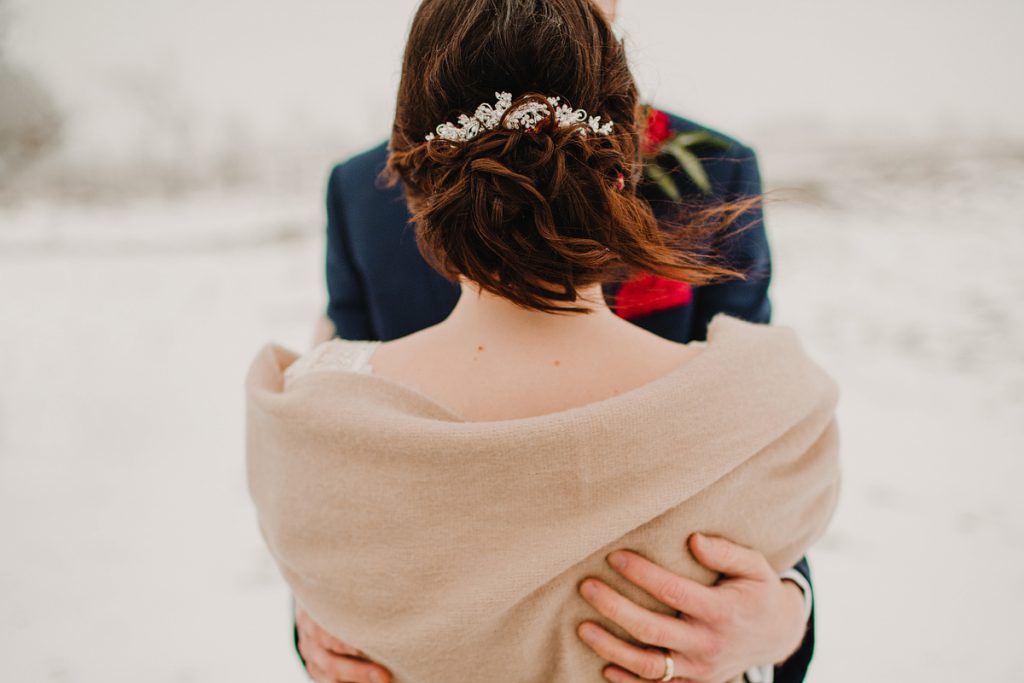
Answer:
[1, 141, 1022, 682]
[2, 0, 1023, 681]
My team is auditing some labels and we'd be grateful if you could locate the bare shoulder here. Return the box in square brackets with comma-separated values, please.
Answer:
[366, 324, 446, 374]
[366, 318, 703, 421]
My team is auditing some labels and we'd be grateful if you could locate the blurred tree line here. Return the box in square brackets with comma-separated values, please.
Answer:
[0, 0, 62, 183]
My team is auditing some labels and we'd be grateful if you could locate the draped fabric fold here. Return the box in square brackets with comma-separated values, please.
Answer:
[246, 315, 841, 683]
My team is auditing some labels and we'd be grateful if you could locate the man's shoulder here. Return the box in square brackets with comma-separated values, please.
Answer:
[329, 140, 391, 191]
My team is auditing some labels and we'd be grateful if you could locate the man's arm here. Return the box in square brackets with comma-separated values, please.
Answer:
[575, 534, 813, 683]
[325, 163, 377, 341]
[688, 143, 816, 681]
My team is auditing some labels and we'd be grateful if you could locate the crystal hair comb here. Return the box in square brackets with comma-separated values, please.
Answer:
[424, 91, 614, 142]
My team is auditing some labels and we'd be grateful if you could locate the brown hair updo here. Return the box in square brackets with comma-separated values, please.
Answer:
[384, 0, 751, 314]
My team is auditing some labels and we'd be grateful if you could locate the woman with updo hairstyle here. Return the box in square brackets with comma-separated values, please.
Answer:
[385, 0, 751, 313]
[245, 1, 841, 682]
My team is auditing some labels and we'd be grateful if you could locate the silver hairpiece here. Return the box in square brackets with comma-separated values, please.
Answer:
[425, 91, 614, 142]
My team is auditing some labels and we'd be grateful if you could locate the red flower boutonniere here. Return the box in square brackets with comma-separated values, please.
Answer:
[641, 108, 674, 155]
[639, 104, 730, 198]
[613, 270, 694, 320]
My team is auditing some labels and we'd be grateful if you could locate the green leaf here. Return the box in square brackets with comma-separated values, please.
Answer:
[644, 162, 681, 200]
[670, 130, 732, 150]
[664, 143, 713, 194]
[669, 131, 713, 148]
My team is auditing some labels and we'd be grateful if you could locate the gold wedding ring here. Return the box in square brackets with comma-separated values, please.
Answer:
[659, 650, 674, 681]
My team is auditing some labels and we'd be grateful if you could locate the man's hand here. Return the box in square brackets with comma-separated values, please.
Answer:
[575, 533, 807, 683]
[295, 603, 392, 683]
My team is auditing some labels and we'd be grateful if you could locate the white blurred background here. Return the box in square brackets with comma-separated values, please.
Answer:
[1, 1, 1022, 681]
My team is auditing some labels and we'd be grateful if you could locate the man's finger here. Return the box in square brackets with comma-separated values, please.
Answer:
[302, 638, 390, 683]
[605, 549, 718, 620]
[316, 628, 365, 658]
[297, 605, 364, 657]
[688, 533, 773, 580]
[578, 578, 701, 650]
[601, 665, 701, 683]
[304, 654, 337, 683]
[299, 637, 338, 679]
[325, 655, 392, 683]
[576, 621, 685, 682]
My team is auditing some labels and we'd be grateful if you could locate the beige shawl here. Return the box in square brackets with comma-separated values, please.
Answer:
[246, 315, 840, 683]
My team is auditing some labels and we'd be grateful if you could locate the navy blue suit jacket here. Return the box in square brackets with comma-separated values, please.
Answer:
[316, 113, 816, 681]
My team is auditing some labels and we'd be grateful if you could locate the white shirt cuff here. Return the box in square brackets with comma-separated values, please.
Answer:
[743, 569, 814, 683]
[779, 567, 814, 625]
[744, 663, 774, 683]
